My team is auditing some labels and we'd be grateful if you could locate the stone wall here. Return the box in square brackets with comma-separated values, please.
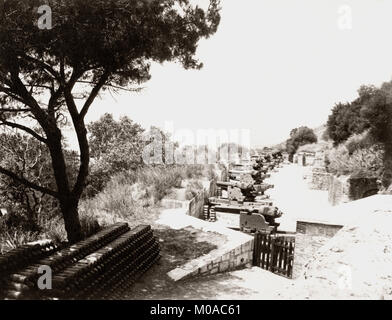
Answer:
[328, 175, 350, 206]
[168, 235, 254, 281]
[327, 174, 380, 206]
[296, 152, 316, 167]
[296, 220, 343, 238]
[309, 169, 331, 191]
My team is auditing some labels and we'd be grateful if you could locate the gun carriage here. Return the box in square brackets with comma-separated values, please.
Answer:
[204, 168, 281, 233]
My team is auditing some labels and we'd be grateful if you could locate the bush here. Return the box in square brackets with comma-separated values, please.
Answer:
[136, 166, 184, 201]
[206, 164, 217, 181]
[286, 126, 318, 155]
[326, 101, 369, 146]
[184, 164, 204, 179]
[326, 144, 384, 177]
[0, 227, 40, 254]
[185, 180, 204, 200]
[344, 131, 374, 155]
[0, 206, 101, 250]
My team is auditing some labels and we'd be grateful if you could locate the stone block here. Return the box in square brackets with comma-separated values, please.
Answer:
[235, 253, 249, 267]
[212, 255, 222, 264]
[210, 267, 219, 275]
[221, 251, 231, 261]
[241, 241, 251, 253]
[218, 261, 230, 272]
[199, 264, 208, 274]
[168, 268, 190, 281]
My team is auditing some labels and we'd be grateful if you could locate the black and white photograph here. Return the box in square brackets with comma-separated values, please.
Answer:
[0, 0, 391, 305]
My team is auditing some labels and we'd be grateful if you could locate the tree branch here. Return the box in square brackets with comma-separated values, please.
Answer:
[9, 72, 49, 128]
[0, 108, 31, 112]
[79, 72, 110, 119]
[0, 120, 47, 143]
[63, 69, 90, 198]
[0, 166, 58, 198]
[75, 80, 143, 92]
[19, 54, 61, 82]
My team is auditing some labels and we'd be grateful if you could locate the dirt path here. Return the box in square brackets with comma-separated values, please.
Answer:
[266, 164, 331, 232]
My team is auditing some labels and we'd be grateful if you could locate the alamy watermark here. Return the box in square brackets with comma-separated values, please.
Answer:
[337, 4, 353, 30]
[142, 121, 252, 165]
[37, 5, 52, 30]
[37, 265, 52, 290]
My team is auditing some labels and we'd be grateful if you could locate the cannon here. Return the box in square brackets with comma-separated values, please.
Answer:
[216, 178, 274, 202]
[204, 154, 284, 234]
[205, 176, 280, 230]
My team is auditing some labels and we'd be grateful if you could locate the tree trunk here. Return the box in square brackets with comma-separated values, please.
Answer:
[46, 127, 83, 243]
[60, 196, 83, 243]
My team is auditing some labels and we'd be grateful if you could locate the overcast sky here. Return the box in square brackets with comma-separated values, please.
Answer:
[68, 0, 392, 148]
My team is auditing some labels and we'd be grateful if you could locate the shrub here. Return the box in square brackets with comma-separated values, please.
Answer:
[286, 126, 318, 155]
[184, 164, 204, 179]
[344, 131, 374, 155]
[0, 227, 40, 254]
[185, 180, 204, 200]
[326, 144, 384, 177]
[326, 101, 369, 146]
[136, 166, 184, 201]
[206, 164, 217, 181]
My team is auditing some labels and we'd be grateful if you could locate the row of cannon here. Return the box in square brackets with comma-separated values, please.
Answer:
[204, 152, 285, 234]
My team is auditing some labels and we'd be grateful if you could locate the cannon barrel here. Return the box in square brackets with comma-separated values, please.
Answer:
[254, 183, 274, 193]
[229, 169, 258, 175]
[216, 180, 253, 190]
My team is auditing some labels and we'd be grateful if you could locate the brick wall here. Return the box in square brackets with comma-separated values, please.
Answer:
[195, 239, 254, 277]
[168, 237, 254, 281]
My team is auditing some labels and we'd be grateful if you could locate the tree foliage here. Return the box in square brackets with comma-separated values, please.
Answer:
[86, 113, 145, 197]
[325, 82, 392, 187]
[0, 131, 78, 231]
[326, 102, 369, 146]
[286, 126, 318, 155]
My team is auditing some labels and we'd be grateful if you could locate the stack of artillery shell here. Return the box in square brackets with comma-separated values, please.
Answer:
[49, 225, 160, 300]
[2, 222, 130, 299]
[1, 222, 160, 300]
[0, 241, 63, 299]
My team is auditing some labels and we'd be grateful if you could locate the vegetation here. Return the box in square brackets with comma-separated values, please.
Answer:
[86, 113, 146, 197]
[326, 101, 369, 146]
[79, 164, 209, 228]
[325, 143, 384, 178]
[286, 126, 318, 156]
[325, 81, 392, 188]
[185, 180, 204, 200]
[0, 0, 221, 242]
